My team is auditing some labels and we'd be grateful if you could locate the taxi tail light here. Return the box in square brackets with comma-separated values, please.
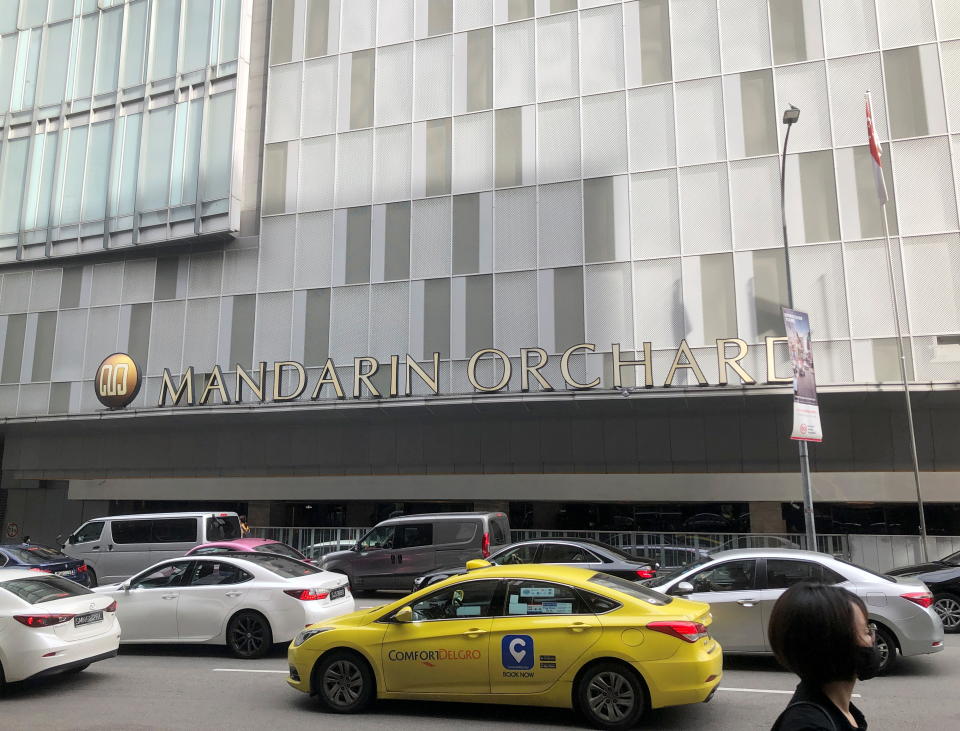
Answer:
[284, 589, 329, 601]
[901, 591, 933, 609]
[646, 620, 708, 643]
[105, 600, 118, 613]
[481, 532, 490, 558]
[635, 568, 656, 579]
[14, 613, 75, 628]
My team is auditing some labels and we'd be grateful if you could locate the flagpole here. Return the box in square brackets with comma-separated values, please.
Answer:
[868, 91, 929, 562]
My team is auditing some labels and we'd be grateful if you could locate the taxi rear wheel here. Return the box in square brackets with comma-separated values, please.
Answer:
[576, 661, 646, 730]
[314, 651, 375, 714]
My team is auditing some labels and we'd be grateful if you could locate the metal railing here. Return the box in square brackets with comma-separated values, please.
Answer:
[848, 534, 960, 572]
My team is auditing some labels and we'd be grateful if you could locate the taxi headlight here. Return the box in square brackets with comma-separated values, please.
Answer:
[293, 626, 335, 647]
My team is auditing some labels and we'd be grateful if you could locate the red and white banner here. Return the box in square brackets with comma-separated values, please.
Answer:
[865, 91, 888, 204]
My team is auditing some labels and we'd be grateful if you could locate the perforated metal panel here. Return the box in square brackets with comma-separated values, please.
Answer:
[538, 181, 583, 267]
[266, 64, 302, 143]
[822, 0, 879, 57]
[632, 258, 684, 348]
[90, 262, 124, 306]
[877, 0, 936, 49]
[455, 0, 493, 30]
[82, 306, 120, 376]
[18, 383, 50, 417]
[340, 0, 377, 52]
[811, 340, 853, 384]
[329, 285, 371, 362]
[378, 0, 414, 45]
[494, 20, 535, 108]
[790, 243, 851, 340]
[374, 125, 412, 203]
[51, 309, 87, 381]
[375, 43, 414, 126]
[410, 196, 452, 279]
[183, 297, 221, 367]
[187, 253, 224, 298]
[580, 5, 624, 95]
[942, 42, 960, 133]
[369, 281, 410, 358]
[631, 170, 680, 259]
[494, 187, 537, 271]
[891, 137, 959, 235]
[775, 63, 832, 153]
[414, 35, 453, 120]
[913, 335, 960, 382]
[120, 259, 155, 304]
[939, 0, 960, 40]
[718, 0, 771, 73]
[729, 157, 782, 250]
[259, 215, 297, 292]
[299, 135, 336, 211]
[675, 78, 726, 166]
[453, 112, 494, 193]
[845, 240, 902, 337]
[254, 291, 294, 363]
[493, 271, 537, 352]
[295, 211, 334, 290]
[670, 0, 721, 81]
[537, 98, 581, 183]
[902, 234, 960, 334]
[335, 130, 374, 207]
[29, 269, 62, 311]
[584, 263, 633, 349]
[678, 164, 732, 254]
[147, 300, 185, 375]
[302, 57, 339, 137]
[536, 12, 579, 102]
[222, 248, 259, 296]
[828, 53, 887, 147]
[627, 86, 675, 171]
[581, 92, 627, 178]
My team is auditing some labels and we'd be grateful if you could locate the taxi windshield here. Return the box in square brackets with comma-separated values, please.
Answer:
[587, 573, 672, 605]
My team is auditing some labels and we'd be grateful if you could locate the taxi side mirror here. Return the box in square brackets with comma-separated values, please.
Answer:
[394, 606, 413, 623]
[673, 581, 694, 596]
[465, 559, 491, 571]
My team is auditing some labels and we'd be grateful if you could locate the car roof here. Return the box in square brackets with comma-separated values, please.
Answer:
[194, 538, 275, 548]
[459, 564, 604, 582]
[380, 512, 506, 524]
[702, 548, 836, 561]
[83, 511, 238, 521]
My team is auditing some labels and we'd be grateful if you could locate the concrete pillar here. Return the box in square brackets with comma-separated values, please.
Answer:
[246, 501, 285, 527]
[749, 501, 786, 533]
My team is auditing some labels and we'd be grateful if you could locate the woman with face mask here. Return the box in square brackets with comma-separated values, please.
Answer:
[768, 582, 881, 730]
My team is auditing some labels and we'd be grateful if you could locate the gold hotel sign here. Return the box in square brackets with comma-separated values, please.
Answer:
[96, 338, 793, 409]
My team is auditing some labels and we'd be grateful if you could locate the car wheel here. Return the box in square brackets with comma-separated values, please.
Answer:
[226, 611, 273, 659]
[933, 593, 960, 633]
[576, 662, 646, 730]
[87, 569, 98, 588]
[314, 651, 375, 714]
[874, 623, 898, 675]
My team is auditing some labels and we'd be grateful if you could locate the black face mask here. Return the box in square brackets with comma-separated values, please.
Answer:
[855, 644, 882, 681]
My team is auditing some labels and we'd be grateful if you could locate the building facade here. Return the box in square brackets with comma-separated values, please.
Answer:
[2, 0, 960, 544]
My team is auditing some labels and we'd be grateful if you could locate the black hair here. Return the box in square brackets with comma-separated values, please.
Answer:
[767, 582, 869, 686]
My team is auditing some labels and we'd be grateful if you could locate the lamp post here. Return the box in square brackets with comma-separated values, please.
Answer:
[779, 104, 818, 551]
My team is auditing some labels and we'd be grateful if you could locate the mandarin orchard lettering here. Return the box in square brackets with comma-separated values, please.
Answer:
[146, 338, 793, 408]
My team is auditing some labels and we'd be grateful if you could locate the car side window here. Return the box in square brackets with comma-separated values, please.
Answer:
[397, 523, 433, 549]
[0, 553, 7, 567]
[766, 559, 824, 590]
[435, 521, 478, 544]
[493, 545, 539, 565]
[359, 526, 396, 550]
[539, 544, 594, 564]
[684, 560, 757, 594]
[131, 561, 191, 589]
[111, 519, 153, 544]
[152, 518, 198, 543]
[409, 579, 499, 621]
[188, 561, 252, 586]
[72, 521, 104, 544]
[505, 580, 588, 615]
[820, 565, 847, 585]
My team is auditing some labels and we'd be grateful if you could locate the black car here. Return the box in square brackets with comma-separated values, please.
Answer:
[412, 539, 659, 591]
[888, 548, 960, 633]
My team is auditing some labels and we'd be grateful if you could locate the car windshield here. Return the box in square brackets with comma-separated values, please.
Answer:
[206, 515, 241, 541]
[940, 550, 960, 566]
[252, 542, 303, 560]
[0, 576, 93, 604]
[230, 553, 319, 578]
[587, 573, 672, 606]
[3, 546, 67, 564]
[591, 543, 649, 562]
[643, 556, 712, 587]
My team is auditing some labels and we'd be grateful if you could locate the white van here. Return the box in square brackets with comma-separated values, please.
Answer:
[62, 512, 242, 586]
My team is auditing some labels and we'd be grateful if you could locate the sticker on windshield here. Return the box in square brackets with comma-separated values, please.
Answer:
[520, 586, 555, 598]
[501, 634, 534, 670]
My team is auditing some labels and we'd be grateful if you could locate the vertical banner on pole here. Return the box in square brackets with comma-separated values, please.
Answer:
[782, 307, 823, 442]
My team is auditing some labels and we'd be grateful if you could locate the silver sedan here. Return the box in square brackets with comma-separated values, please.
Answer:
[643, 548, 944, 674]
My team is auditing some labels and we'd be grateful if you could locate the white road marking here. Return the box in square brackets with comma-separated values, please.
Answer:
[212, 668, 289, 674]
[719, 687, 861, 698]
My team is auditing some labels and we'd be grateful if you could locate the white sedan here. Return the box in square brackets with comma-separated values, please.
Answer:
[94, 553, 354, 658]
[0, 569, 120, 686]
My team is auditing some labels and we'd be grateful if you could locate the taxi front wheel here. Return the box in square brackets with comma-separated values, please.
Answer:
[576, 662, 646, 730]
[314, 651, 375, 714]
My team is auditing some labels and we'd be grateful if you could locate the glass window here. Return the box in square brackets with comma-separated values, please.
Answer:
[423, 277, 451, 358]
[304, 288, 331, 367]
[271, 0, 295, 64]
[229, 553, 319, 577]
[490, 518, 508, 545]
[798, 150, 840, 243]
[23, 130, 58, 230]
[770, 0, 822, 64]
[181, 0, 212, 73]
[140, 106, 175, 210]
[428, 0, 453, 36]
[94, 8, 122, 94]
[540, 544, 597, 564]
[123, 0, 148, 87]
[306, 0, 331, 58]
[752, 249, 788, 338]
[72, 521, 105, 544]
[0, 34, 17, 114]
[0, 576, 93, 604]
[82, 121, 113, 221]
[553, 266, 585, 352]
[397, 524, 434, 549]
[701, 253, 737, 345]
[0, 2, 17, 34]
[587, 573, 672, 604]
[551, 0, 577, 12]
[262, 141, 291, 215]
[0, 136, 28, 233]
[188, 561, 253, 586]
[1, 314, 25, 382]
[435, 520, 478, 545]
[57, 126, 88, 225]
[684, 559, 757, 593]
[16, 28, 43, 111]
[206, 515, 242, 541]
[425, 118, 452, 196]
[151, 0, 180, 80]
[115, 113, 142, 216]
[31, 311, 56, 382]
[350, 49, 375, 129]
[410, 579, 498, 620]
[453, 194, 479, 275]
[739, 70, 776, 157]
[252, 542, 303, 560]
[74, 13, 98, 99]
[219, 0, 242, 63]
[131, 561, 191, 589]
[491, 544, 538, 565]
[584, 177, 620, 263]
[766, 559, 828, 589]
[345, 206, 372, 284]
[384, 201, 411, 280]
[38, 21, 71, 106]
[464, 274, 493, 355]
[359, 525, 397, 550]
[508, 0, 534, 21]
[467, 28, 492, 112]
[202, 91, 235, 201]
[171, 99, 203, 205]
[152, 518, 198, 543]
[635, 0, 671, 85]
[495, 107, 523, 188]
[582, 591, 621, 613]
[506, 579, 586, 615]
[230, 294, 255, 368]
[884, 45, 946, 139]
[111, 519, 154, 544]
[19, 1, 47, 29]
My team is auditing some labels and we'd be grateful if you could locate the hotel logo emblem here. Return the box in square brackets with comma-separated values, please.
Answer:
[95, 353, 142, 409]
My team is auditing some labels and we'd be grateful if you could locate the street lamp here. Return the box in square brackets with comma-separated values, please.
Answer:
[779, 104, 817, 551]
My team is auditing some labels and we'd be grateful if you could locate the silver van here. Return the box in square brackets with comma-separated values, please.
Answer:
[62, 512, 242, 586]
[320, 512, 510, 592]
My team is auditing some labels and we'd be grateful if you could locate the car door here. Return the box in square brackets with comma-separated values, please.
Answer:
[489, 579, 602, 695]
[102, 519, 154, 583]
[380, 578, 499, 694]
[671, 559, 764, 652]
[758, 558, 843, 650]
[116, 560, 192, 641]
[352, 525, 398, 590]
[177, 560, 253, 640]
[490, 544, 540, 566]
[390, 523, 435, 589]
[63, 520, 106, 574]
[537, 543, 604, 572]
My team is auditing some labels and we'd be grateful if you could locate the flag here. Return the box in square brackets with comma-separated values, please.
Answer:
[865, 92, 888, 204]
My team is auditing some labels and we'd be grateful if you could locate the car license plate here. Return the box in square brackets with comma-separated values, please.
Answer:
[74, 611, 103, 627]
[330, 586, 346, 600]
[55, 570, 74, 577]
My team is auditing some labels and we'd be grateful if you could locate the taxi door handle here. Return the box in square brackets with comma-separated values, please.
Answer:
[568, 622, 591, 632]
[462, 628, 487, 637]
[737, 599, 758, 607]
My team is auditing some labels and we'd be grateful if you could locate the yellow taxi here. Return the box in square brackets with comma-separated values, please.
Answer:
[287, 563, 721, 729]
